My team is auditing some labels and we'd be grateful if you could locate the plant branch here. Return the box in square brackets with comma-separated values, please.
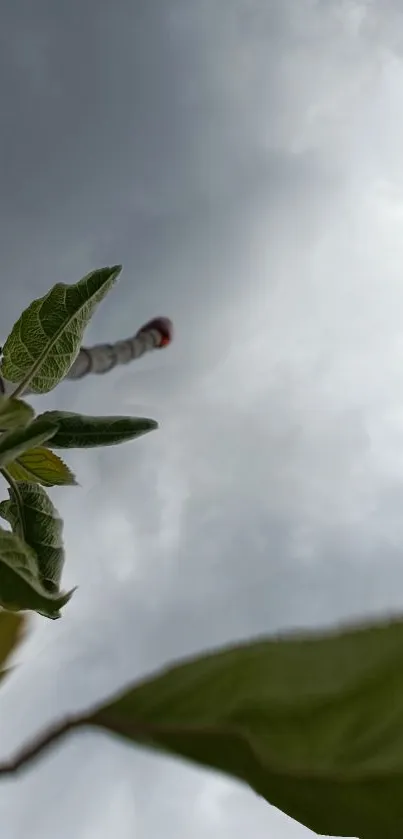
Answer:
[0, 713, 88, 776]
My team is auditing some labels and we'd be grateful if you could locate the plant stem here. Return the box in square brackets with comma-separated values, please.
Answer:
[0, 714, 87, 776]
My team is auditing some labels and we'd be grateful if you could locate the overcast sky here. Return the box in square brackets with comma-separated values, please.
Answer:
[0, 1, 403, 836]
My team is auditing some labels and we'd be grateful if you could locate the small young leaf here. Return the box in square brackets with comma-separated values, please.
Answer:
[6, 447, 77, 487]
[1, 265, 121, 395]
[88, 616, 403, 839]
[0, 396, 35, 430]
[0, 483, 65, 593]
[38, 411, 158, 448]
[0, 527, 74, 619]
[0, 500, 18, 531]
[0, 418, 59, 468]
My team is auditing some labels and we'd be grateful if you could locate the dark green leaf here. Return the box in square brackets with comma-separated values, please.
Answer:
[0, 265, 121, 394]
[0, 418, 58, 468]
[38, 411, 158, 448]
[0, 500, 18, 531]
[0, 483, 65, 593]
[88, 617, 403, 839]
[6, 446, 77, 487]
[0, 396, 35, 430]
[0, 526, 74, 619]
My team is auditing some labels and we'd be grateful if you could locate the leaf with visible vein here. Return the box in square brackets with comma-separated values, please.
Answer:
[0, 526, 74, 619]
[6, 447, 77, 487]
[87, 616, 403, 839]
[0, 265, 121, 394]
[0, 483, 65, 593]
[0, 418, 59, 468]
[0, 396, 34, 430]
[38, 410, 158, 448]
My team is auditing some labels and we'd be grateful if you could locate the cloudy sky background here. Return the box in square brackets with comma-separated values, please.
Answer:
[0, 1, 403, 836]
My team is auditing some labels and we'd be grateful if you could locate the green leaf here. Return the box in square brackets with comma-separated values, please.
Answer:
[0, 526, 74, 619]
[0, 500, 18, 531]
[0, 483, 65, 593]
[6, 447, 77, 487]
[0, 396, 35, 430]
[0, 265, 121, 395]
[37, 411, 158, 448]
[0, 418, 59, 468]
[0, 611, 27, 684]
[88, 617, 403, 839]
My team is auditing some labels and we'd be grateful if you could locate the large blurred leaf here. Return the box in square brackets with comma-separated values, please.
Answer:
[0, 396, 34, 430]
[0, 418, 58, 468]
[0, 611, 27, 684]
[0, 265, 121, 394]
[0, 483, 65, 593]
[0, 527, 73, 619]
[88, 616, 403, 838]
[38, 410, 158, 448]
[6, 447, 77, 487]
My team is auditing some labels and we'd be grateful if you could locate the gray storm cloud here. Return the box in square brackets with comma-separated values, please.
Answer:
[0, 2, 402, 837]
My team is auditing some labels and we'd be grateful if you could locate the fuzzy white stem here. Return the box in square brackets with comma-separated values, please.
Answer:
[0, 327, 167, 396]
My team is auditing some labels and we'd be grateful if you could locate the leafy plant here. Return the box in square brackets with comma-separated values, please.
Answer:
[0, 266, 158, 619]
[0, 267, 401, 838]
